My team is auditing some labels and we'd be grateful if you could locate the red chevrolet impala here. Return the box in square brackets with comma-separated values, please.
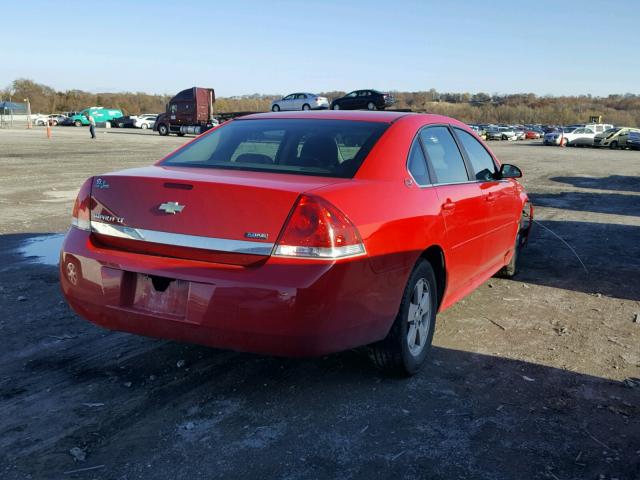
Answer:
[60, 111, 532, 375]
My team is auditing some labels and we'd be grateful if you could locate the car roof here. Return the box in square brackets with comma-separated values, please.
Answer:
[236, 111, 467, 127]
[238, 110, 410, 123]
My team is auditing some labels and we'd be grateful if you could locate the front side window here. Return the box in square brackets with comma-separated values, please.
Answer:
[346, 92, 358, 98]
[455, 128, 497, 181]
[161, 119, 389, 178]
[420, 126, 469, 184]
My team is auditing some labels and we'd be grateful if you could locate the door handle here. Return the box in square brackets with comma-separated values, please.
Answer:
[442, 199, 456, 211]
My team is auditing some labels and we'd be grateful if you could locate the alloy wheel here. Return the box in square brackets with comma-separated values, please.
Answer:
[407, 278, 431, 357]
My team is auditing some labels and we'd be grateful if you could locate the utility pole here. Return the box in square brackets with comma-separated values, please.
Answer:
[24, 98, 32, 129]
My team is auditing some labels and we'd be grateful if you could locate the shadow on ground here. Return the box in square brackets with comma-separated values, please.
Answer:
[551, 175, 640, 193]
[528, 191, 640, 217]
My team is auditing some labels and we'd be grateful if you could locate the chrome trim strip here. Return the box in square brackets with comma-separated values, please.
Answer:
[91, 221, 274, 255]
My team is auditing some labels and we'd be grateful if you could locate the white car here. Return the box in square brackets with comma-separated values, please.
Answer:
[133, 114, 157, 129]
[271, 93, 329, 111]
[562, 127, 598, 147]
[544, 127, 578, 146]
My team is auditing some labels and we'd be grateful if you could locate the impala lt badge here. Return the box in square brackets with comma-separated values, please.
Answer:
[158, 201, 185, 214]
[245, 232, 269, 240]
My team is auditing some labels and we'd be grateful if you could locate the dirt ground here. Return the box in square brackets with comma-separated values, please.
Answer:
[0, 126, 638, 480]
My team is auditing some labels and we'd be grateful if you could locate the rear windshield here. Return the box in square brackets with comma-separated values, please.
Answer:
[160, 119, 389, 178]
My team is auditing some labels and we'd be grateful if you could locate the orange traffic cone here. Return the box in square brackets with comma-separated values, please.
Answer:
[46, 124, 52, 139]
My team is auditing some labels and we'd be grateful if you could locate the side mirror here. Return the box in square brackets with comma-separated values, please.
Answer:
[500, 163, 522, 179]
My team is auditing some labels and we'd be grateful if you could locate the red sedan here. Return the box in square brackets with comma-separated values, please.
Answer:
[525, 130, 541, 139]
[60, 111, 532, 375]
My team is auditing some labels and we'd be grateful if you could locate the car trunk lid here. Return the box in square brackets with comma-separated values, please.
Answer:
[89, 166, 347, 265]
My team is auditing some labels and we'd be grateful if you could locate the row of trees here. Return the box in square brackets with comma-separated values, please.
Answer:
[3, 79, 639, 126]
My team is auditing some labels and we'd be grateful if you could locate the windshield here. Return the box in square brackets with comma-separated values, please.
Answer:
[160, 118, 389, 178]
[562, 127, 577, 133]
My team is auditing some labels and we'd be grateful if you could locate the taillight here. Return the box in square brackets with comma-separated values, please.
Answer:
[71, 177, 93, 231]
[274, 195, 366, 259]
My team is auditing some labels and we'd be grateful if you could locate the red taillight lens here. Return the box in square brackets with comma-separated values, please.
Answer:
[274, 195, 365, 259]
[71, 178, 93, 231]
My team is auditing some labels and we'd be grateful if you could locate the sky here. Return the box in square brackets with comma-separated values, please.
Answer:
[1, 0, 638, 97]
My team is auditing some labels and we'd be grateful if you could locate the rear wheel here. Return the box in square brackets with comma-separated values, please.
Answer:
[74, 120, 82, 127]
[157, 123, 169, 136]
[272, 104, 280, 112]
[332, 103, 340, 110]
[141, 123, 149, 129]
[609, 140, 618, 149]
[302, 104, 311, 111]
[367, 101, 376, 110]
[369, 260, 437, 376]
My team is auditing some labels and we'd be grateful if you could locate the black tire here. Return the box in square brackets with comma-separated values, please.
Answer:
[157, 123, 169, 136]
[177, 132, 185, 137]
[74, 120, 82, 127]
[302, 104, 311, 111]
[141, 123, 148, 129]
[496, 231, 522, 278]
[367, 101, 376, 111]
[332, 103, 340, 110]
[609, 141, 618, 150]
[369, 259, 437, 376]
[272, 104, 280, 112]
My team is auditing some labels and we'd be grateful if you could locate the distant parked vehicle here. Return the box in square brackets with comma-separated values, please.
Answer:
[627, 130, 640, 150]
[133, 114, 157, 129]
[67, 107, 123, 127]
[468, 124, 486, 140]
[330, 90, 394, 110]
[484, 127, 503, 141]
[31, 114, 49, 126]
[113, 116, 137, 128]
[593, 127, 640, 149]
[543, 127, 578, 146]
[562, 127, 598, 147]
[154, 87, 217, 136]
[497, 127, 516, 140]
[271, 93, 329, 111]
[525, 129, 543, 139]
[512, 128, 526, 140]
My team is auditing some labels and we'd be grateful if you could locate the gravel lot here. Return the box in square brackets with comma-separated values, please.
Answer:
[0, 126, 638, 479]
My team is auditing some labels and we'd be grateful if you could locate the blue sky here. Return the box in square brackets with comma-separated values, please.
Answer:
[1, 0, 638, 97]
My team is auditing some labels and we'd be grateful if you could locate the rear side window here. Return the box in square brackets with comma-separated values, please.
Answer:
[407, 137, 430, 185]
[161, 119, 389, 178]
[454, 128, 497, 181]
[419, 126, 469, 184]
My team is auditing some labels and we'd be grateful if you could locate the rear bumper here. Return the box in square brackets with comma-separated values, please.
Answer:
[60, 227, 402, 357]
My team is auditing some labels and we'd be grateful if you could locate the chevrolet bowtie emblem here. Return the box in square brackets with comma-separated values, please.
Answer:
[158, 201, 185, 214]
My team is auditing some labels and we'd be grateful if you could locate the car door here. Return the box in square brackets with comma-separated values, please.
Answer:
[419, 125, 490, 297]
[296, 93, 308, 110]
[342, 91, 359, 109]
[453, 127, 521, 272]
[357, 90, 371, 109]
[281, 94, 295, 110]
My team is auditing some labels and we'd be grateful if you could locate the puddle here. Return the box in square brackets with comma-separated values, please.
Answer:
[18, 234, 65, 266]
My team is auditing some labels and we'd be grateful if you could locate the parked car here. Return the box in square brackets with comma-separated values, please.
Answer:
[525, 129, 543, 139]
[593, 127, 640, 149]
[627, 130, 640, 150]
[484, 127, 503, 141]
[113, 116, 137, 128]
[498, 127, 516, 140]
[468, 125, 486, 140]
[330, 90, 395, 110]
[60, 111, 531, 376]
[133, 114, 157, 129]
[543, 127, 578, 145]
[271, 93, 329, 111]
[67, 107, 123, 127]
[512, 128, 526, 140]
[31, 114, 49, 126]
[562, 127, 598, 147]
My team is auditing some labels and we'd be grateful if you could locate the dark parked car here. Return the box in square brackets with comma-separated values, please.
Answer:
[330, 90, 394, 110]
[113, 116, 137, 128]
